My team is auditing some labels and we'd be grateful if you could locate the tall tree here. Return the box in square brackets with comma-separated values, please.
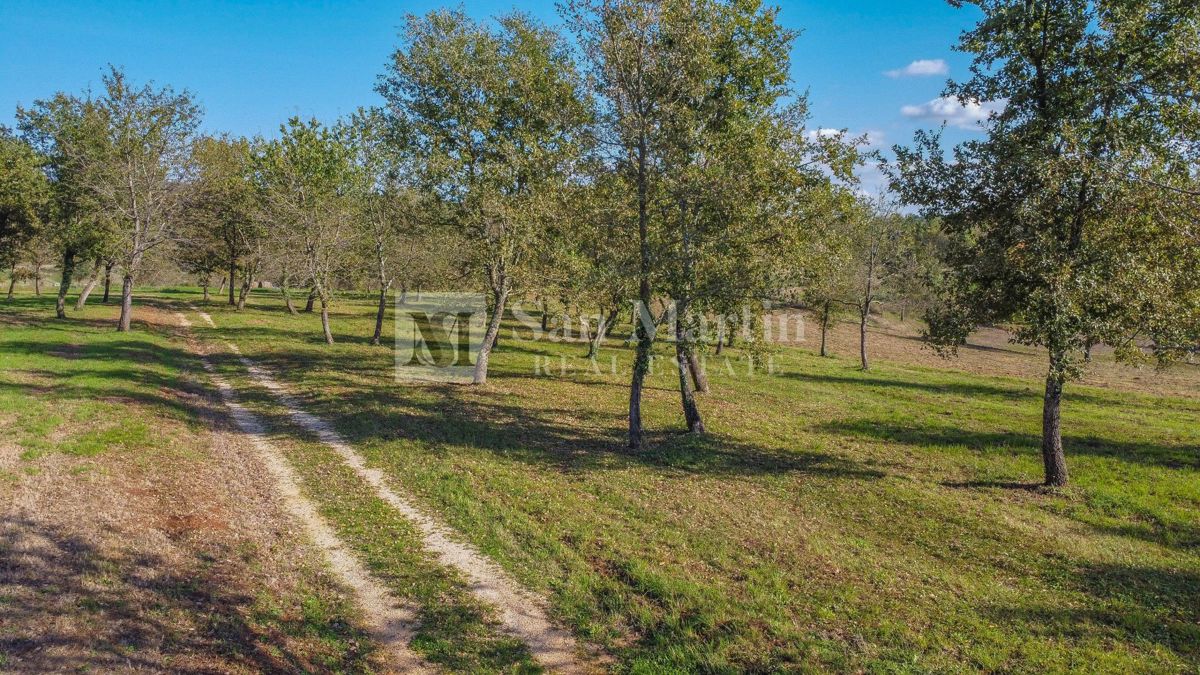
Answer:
[893, 0, 1200, 486]
[343, 108, 428, 345]
[569, 0, 833, 443]
[23, 67, 201, 331]
[16, 93, 111, 318]
[188, 135, 259, 309]
[567, 0, 706, 447]
[257, 117, 360, 344]
[0, 129, 47, 299]
[380, 10, 592, 384]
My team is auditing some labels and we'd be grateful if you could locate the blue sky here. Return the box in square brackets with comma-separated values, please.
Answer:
[1, 1, 986, 193]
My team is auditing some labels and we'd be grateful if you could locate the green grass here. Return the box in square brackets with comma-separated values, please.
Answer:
[0, 294, 377, 671]
[175, 287, 1200, 673]
[9, 287, 1200, 673]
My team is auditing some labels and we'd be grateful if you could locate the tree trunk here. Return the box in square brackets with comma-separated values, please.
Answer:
[304, 286, 317, 312]
[320, 295, 334, 345]
[629, 135, 652, 449]
[687, 348, 709, 394]
[859, 309, 869, 371]
[33, 268, 41, 295]
[75, 257, 103, 311]
[236, 274, 251, 311]
[55, 249, 76, 319]
[674, 321, 705, 433]
[117, 274, 134, 332]
[102, 262, 113, 303]
[1041, 359, 1069, 487]
[540, 298, 549, 332]
[202, 283, 210, 302]
[6, 264, 16, 300]
[399, 285, 407, 305]
[586, 308, 616, 359]
[861, 249, 876, 371]
[228, 260, 237, 306]
[715, 322, 725, 356]
[217, 275, 227, 294]
[473, 286, 509, 385]
[820, 301, 831, 357]
[280, 271, 297, 315]
[371, 286, 387, 346]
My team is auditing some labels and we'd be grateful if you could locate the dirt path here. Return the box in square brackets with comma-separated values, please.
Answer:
[175, 312, 431, 674]
[189, 307, 590, 673]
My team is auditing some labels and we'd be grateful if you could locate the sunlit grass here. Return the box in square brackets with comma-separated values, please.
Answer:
[168, 286, 1200, 672]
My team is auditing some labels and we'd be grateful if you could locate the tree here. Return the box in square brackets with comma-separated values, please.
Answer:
[0, 129, 47, 299]
[25, 67, 201, 331]
[887, 215, 943, 324]
[845, 207, 916, 372]
[558, 167, 638, 360]
[893, 0, 1200, 486]
[380, 10, 592, 384]
[569, 0, 832, 442]
[16, 92, 113, 318]
[187, 135, 258, 308]
[798, 191, 859, 358]
[343, 108, 429, 345]
[257, 117, 359, 344]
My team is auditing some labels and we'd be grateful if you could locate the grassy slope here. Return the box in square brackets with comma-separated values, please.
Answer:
[173, 287, 1200, 673]
[0, 294, 381, 671]
[9, 287, 1200, 672]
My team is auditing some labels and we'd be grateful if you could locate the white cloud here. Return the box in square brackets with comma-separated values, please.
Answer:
[805, 127, 843, 142]
[805, 128, 886, 148]
[900, 96, 1007, 130]
[885, 59, 949, 78]
[861, 130, 886, 148]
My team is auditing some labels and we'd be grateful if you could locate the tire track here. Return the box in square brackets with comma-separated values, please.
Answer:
[174, 312, 431, 674]
[188, 306, 591, 673]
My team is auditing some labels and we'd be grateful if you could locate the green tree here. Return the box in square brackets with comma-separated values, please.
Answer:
[893, 0, 1200, 486]
[257, 117, 360, 344]
[0, 129, 48, 299]
[188, 135, 258, 309]
[15, 92, 113, 318]
[23, 67, 201, 330]
[380, 10, 592, 384]
[342, 108, 433, 345]
[797, 188, 860, 358]
[569, 0, 833, 442]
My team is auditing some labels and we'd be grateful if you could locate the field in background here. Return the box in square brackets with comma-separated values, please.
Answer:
[3, 287, 1199, 672]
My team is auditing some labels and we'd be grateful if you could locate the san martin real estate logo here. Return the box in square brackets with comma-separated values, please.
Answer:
[394, 292, 487, 383]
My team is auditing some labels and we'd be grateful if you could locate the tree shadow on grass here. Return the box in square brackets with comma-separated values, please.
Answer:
[249, 370, 888, 481]
[783, 370, 1148, 410]
[0, 338, 223, 424]
[815, 419, 1200, 471]
[986, 561, 1200, 664]
[0, 515, 374, 673]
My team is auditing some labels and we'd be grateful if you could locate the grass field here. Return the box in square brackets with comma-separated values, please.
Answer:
[0, 294, 383, 671]
[3, 287, 1199, 673]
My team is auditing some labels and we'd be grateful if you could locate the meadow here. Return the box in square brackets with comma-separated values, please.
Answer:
[3, 287, 1197, 672]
